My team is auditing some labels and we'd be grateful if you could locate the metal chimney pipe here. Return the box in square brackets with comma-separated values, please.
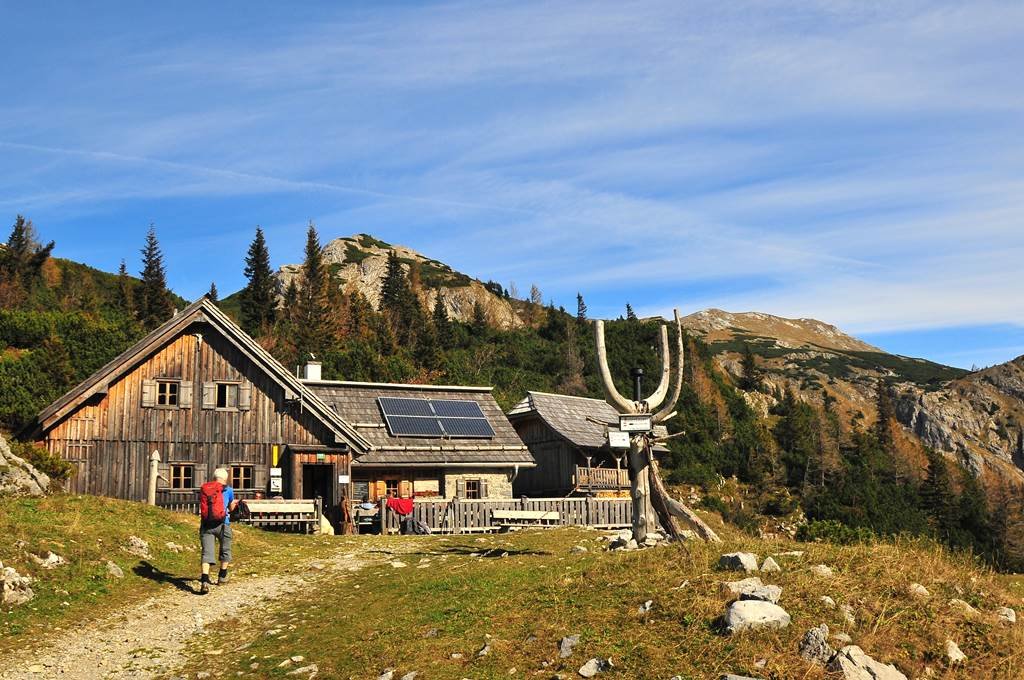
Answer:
[631, 367, 644, 403]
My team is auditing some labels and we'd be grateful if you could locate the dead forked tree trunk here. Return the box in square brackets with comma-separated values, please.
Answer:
[594, 310, 721, 544]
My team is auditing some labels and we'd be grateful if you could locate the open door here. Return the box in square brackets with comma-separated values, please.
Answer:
[302, 464, 334, 506]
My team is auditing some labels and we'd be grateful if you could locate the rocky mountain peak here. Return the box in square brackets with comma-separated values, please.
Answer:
[680, 308, 880, 353]
[276, 233, 521, 328]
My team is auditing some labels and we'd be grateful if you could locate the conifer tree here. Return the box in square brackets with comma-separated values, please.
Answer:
[379, 251, 424, 346]
[138, 224, 174, 329]
[0, 215, 55, 292]
[432, 294, 452, 345]
[471, 301, 488, 336]
[115, 259, 134, 317]
[920, 449, 956, 542]
[874, 378, 896, 451]
[294, 222, 332, 359]
[240, 226, 277, 335]
[576, 292, 587, 323]
[739, 343, 762, 391]
[625, 303, 637, 321]
[207, 282, 218, 302]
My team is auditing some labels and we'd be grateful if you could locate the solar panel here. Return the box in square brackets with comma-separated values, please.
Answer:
[378, 397, 495, 438]
[438, 417, 495, 437]
[430, 399, 485, 418]
[378, 397, 433, 417]
[386, 415, 444, 437]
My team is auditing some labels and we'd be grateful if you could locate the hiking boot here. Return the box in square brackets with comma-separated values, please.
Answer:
[217, 573, 230, 586]
[199, 580, 210, 595]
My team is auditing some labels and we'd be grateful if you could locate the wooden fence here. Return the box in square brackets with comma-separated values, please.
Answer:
[376, 496, 632, 534]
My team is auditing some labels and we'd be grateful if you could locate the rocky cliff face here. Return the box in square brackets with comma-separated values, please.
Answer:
[679, 309, 1024, 485]
[277, 234, 521, 328]
[0, 434, 50, 496]
[895, 357, 1024, 481]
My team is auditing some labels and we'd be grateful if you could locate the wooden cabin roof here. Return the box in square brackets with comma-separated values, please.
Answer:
[34, 298, 371, 452]
[303, 381, 535, 467]
[507, 391, 669, 451]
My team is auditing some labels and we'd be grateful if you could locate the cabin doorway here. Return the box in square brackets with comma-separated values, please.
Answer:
[302, 464, 334, 505]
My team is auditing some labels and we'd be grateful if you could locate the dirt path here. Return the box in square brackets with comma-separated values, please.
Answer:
[0, 543, 394, 680]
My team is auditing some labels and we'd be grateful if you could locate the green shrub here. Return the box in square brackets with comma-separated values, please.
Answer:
[8, 440, 75, 485]
[797, 519, 876, 545]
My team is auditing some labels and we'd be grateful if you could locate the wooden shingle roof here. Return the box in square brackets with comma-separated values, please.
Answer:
[507, 391, 669, 451]
[34, 298, 371, 452]
[304, 381, 534, 467]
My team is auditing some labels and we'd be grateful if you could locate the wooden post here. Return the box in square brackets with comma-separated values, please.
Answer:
[627, 436, 656, 541]
[147, 450, 160, 506]
[379, 497, 387, 535]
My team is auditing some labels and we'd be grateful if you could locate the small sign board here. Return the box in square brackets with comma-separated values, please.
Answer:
[269, 467, 282, 478]
[608, 430, 630, 449]
[619, 414, 653, 433]
[269, 477, 283, 493]
[338, 474, 350, 484]
[316, 452, 326, 462]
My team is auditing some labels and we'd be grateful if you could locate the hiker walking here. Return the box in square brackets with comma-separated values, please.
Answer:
[198, 468, 238, 594]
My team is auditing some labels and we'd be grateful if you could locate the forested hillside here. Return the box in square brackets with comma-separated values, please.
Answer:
[3, 217, 1023, 571]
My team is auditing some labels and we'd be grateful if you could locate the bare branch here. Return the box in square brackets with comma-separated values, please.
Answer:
[593, 319, 636, 413]
[652, 309, 685, 423]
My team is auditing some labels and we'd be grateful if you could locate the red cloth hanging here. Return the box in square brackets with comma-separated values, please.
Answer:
[386, 497, 415, 516]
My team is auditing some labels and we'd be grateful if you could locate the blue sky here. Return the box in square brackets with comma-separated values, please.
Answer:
[1, 1, 1022, 369]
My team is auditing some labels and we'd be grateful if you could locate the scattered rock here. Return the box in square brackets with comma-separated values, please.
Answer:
[450, 653, 463, 660]
[945, 640, 966, 665]
[718, 552, 760, 572]
[390, 561, 407, 569]
[738, 585, 782, 605]
[559, 635, 580, 658]
[719, 675, 765, 680]
[286, 664, 318, 677]
[907, 583, 930, 599]
[1, 562, 35, 605]
[165, 542, 187, 553]
[105, 560, 125, 579]
[948, 598, 980, 618]
[831, 632, 853, 646]
[309, 562, 326, 571]
[820, 595, 836, 609]
[400, 673, 418, 680]
[578, 658, 612, 677]
[377, 671, 394, 680]
[774, 550, 804, 558]
[724, 600, 791, 634]
[840, 604, 856, 626]
[720, 577, 765, 599]
[122, 536, 150, 558]
[570, 546, 588, 554]
[638, 599, 654, 613]
[477, 643, 491, 657]
[798, 624, 833, 665]
[29, 550, 67, 569]
[759, 557, 781, 573]
[827, 645, 907, 680]
[809, 564, 834, 579]
[27, 665, 47, 674]
[997, 606, 1016, 625]
[424, 628, 439, 638]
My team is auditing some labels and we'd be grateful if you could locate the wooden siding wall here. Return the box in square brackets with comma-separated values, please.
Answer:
[511, 416, 581, 496]
[377, 497, 632, 533]
[44, 323, 336, 503]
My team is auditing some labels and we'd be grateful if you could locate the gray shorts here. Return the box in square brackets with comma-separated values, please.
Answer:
[200, 522, 233, 564]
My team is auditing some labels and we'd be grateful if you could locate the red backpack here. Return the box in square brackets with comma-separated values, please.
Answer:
[199, 481, 226, 522]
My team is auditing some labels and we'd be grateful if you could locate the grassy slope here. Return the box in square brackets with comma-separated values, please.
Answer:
[170, 526, 1024, 680]
[0, 495, 317, 655]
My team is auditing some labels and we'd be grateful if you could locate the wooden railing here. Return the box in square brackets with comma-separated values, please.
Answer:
[575, 466, 629, 490]
[370, 496, 632, 534]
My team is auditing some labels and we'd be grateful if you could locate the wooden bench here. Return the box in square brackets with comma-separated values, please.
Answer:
[491, 509, 561, 531]
[239, 499, 321, 534]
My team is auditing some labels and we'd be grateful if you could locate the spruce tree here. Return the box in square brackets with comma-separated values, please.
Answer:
[739, 343, 762, 391]
[920, 449, 956, 542]
[138, 224, 174, 329]
[115, 259, 135, 317]
[1, 215, 55, 291]
[240, 226, 277, 335]
[207, 282, 218, 302]
[625, 303, 637, 321]
[379, 251, 423, 346]
[471, 301, 488, 336]
[874, 379, 896, 451]
[294, 222, 332, 359]
[576, 292, 587, 322]
[432, 294, 452, 345]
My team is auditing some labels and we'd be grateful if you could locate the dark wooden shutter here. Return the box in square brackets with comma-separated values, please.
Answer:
[179, 381, 193, 409]
[238, 382, 252, 411]
[480, 479, 489, 498]
[141, 380, 156, 408]
[201, 382, 216, 409]
[157, 463, 170, 489]
[456, 478, 466, 498]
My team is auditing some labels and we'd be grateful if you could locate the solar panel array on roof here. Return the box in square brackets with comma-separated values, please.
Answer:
[378, 397, 495, 438]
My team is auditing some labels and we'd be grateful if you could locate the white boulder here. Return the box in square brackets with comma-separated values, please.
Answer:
[724, 600, 791, 634]
[828, 645, 907, 680]
[718, 552, 760, 573]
